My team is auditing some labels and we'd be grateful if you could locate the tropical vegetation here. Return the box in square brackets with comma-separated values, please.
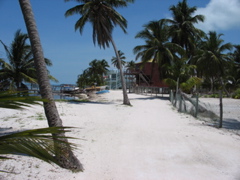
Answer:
[1, 0, 240, 174]
[111, 50, 126, 70]
[0, 91, 78, 172]
[65, 0, 134, 105]
[0, 30, 57, 91]
[77, 59, 109, 88]
[133, 0, 240, 96]
[18, 0, 83, 171]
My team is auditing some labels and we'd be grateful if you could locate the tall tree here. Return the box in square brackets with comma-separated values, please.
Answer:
[133, 20, 184, 80]
[88, 59, 109, 85]
[195, 31, 233, 92]
[18, 0, 83, 171]
[98, 59, 110, 85]
[65, 0, 134, 105]
[0, 30, 57, 91]
[164, 0, 205, 59]
[111, 50, 126, 69]
[228, 45, 240, 88]
[0, 91, 79, 171]
[77, 69, 91, 88]
[125, 60, 135, 71]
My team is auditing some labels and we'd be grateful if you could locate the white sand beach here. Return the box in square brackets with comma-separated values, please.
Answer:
[0, 90, 240, 180]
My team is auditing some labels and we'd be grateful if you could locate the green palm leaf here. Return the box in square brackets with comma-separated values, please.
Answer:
[0, 91, 42, 109]
[0, 127, 78, 165]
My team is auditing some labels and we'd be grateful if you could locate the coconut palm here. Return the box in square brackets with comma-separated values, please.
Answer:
[0, 30, 57, 91]
[125, 60, 135, 71]
[77, 59, 109, 88]
[232, 45, 240, 63]
[18, 0, 83, 171]
[164, 0, 205, 59]
[163, 56, 201, 93]
[133, 20, 184, 80]
[111, 50, 126, 69]
[88, 59, 109, 85]
[65, 0, 134, 105]
[0, 127, 77, 167]
[227, 45, 240, 89]
[98, 59, 109, 85]
[0, 91, 78, 172]
[77, 69, 91, 88]
[195, 31, 233, 92]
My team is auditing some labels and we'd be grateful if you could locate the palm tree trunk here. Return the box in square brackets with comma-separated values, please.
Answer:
[110, 37, 131, 105]
[19, 0, 83, 171]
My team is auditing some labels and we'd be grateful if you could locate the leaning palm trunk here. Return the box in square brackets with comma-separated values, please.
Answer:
[19, 0, 83, 171]
[110, 37, 130, 105]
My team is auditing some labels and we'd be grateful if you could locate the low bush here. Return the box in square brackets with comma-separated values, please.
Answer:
[232, 88, 240, 99]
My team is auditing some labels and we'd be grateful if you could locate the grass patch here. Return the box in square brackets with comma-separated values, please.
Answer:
[55, 99, 90, 103]
[35, 113, 45, 120]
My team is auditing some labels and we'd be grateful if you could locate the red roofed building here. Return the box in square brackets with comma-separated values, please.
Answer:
[125, 60, 168, 88]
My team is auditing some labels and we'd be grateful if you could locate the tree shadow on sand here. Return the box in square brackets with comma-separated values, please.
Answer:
[222, 118, 240, 131]
[129, 95, 169, 101]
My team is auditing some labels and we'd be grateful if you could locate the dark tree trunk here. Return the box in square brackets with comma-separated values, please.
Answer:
[19, 0, 83, 171]
[219, 89, 223, 128]
[110, 37, 131, 105]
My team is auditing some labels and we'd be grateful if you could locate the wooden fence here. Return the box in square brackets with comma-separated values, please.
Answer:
[131, 86, 169, 97]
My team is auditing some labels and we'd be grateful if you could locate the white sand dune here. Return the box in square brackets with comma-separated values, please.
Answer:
[0, 90, 240, 180]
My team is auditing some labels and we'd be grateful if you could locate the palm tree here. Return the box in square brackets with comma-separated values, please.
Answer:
[77, 59, 109, 88]
[0, 91, 78, 171]
[77, 69, 91, 88]
[18, 0, 83, 171]
[98, 59, 110, 85]
[195, 31, 233, 92]
[0, 30, 57, 91]
[133, 20, 184, 81]
[164, 57, 201, 93]
[88, 59, 102, 85]
[88, 59, 109, 86]
[164, 0, 205, 60]
[125, 60, 135, 71]
[0, 127, 77, 169]
[65, 0, 134, 105]
[111, 50, 126, 69]
[227, 45, 240, 89]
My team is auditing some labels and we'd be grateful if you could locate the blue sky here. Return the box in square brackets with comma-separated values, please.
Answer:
[0, 0, 240, 84]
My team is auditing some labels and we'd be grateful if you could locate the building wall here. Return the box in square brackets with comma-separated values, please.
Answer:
[135, 62, 168, 87]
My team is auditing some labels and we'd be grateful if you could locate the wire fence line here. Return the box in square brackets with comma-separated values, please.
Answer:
[169, 89, 224, 127]
[131, 86, 170, 97]
[132, 86, 239, 133]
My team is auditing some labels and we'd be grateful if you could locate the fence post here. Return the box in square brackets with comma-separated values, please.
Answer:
[170, 90, 174, 104]
[219, 90, 223, 128]
[179, 93, 182, 112]
[194, 92, 199, 118]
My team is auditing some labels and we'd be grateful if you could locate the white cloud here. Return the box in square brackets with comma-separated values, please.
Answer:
[195, 0, 240, 31]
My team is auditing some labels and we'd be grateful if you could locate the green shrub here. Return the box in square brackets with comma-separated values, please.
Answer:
[232, 88, 240, 99]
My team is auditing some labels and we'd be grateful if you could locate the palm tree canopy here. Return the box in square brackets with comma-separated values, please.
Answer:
[165, 0, 205, 56]
[65, 0, 134, 48]
[0, 91, 78, 169]
[78, 59, 109, 86]
[134, 20, 184, 79]
[0, 30, 57, 91]
[111, 50, 126, 69]
[0, 126, 78, 167]
[232, 45, 240, 63]
[125, 60, 135, 71]
[196, 31, 233, 77]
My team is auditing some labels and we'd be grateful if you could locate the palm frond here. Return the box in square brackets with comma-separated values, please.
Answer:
[0, 127, 78, 166]
[0, 91, 42, 109]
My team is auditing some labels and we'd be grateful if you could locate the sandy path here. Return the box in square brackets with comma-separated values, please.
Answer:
[0, 90, 240, 180]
